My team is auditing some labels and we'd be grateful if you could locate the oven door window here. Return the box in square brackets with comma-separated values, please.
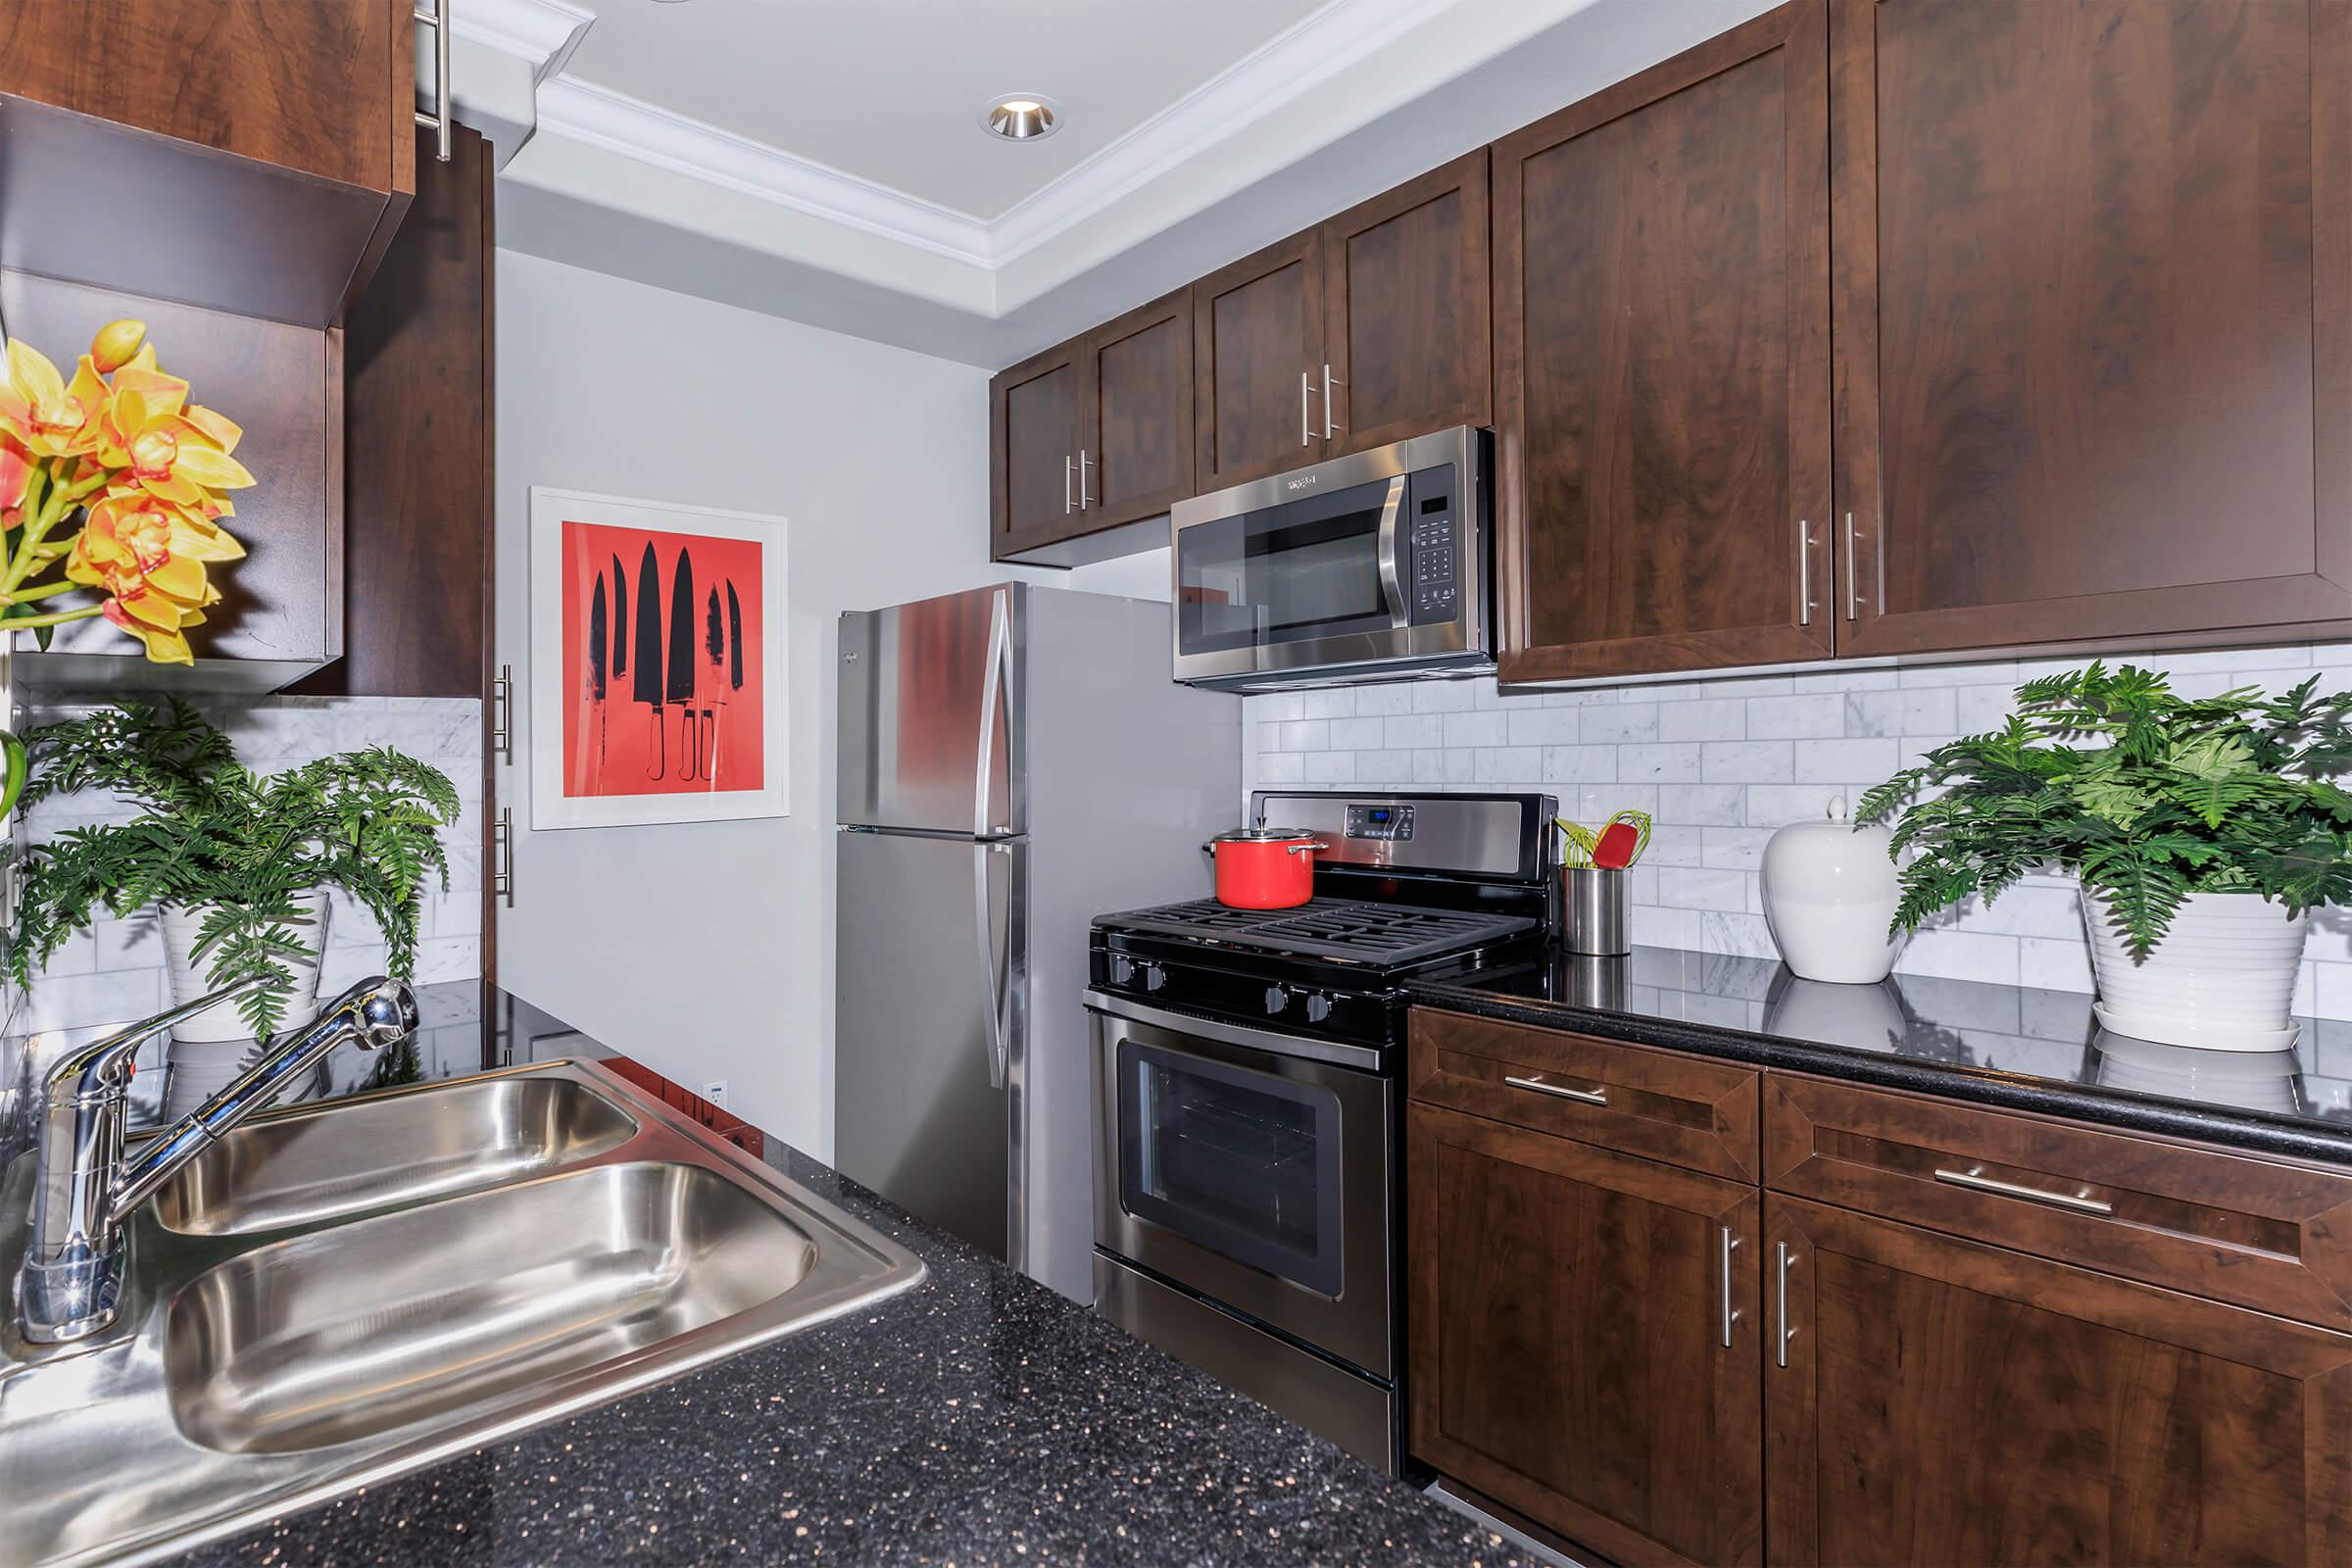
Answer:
[1176, 475, 1402, 657]
[1117, 1039, 1344, 1298]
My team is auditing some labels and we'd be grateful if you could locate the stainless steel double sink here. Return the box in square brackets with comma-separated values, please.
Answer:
[0, 1059, 927, 1567]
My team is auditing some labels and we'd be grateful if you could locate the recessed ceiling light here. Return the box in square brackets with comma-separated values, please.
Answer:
[982, 94, 1061, 142]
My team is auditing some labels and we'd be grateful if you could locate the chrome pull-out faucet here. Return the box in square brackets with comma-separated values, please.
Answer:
[16, 975, 419, 1345]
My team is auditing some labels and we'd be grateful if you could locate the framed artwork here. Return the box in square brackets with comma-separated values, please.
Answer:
[529, 487, 787, 829]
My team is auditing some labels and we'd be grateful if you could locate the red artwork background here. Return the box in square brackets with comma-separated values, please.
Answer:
[560, 518, 765, 798]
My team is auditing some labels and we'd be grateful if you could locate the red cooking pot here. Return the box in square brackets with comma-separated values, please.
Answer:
[1203, 827, 1330, 909]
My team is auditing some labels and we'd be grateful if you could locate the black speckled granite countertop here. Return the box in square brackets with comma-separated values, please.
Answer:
[1410, 946, 2352, 1165]
[41, 983, 1530, 1568]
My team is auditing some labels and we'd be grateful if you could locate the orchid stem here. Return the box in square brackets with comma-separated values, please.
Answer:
[0, 606, 101, 631]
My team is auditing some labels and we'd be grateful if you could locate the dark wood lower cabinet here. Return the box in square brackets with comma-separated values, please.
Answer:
[1764, 1193, 2352, 1567]
[1408, 1102, 1763, 1568]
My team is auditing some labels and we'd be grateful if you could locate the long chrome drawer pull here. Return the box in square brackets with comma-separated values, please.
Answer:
[1720, 1227, 1741, 1348]
[1934, 1165, 2113, 1214]
[1503, 1073, 1606, 1105]
[1775, 1242, 1797, 1368]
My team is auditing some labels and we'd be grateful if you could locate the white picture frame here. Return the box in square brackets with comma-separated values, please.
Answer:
[528, 486, 788, 829]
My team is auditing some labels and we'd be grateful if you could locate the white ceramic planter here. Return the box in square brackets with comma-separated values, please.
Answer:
[1759, 798, 1905, 984]
[160, 891, 329, 1042]
[2082, 886, 2306, 1051]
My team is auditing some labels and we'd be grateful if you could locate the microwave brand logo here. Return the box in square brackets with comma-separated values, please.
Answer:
[1286, 475, 1317, 491]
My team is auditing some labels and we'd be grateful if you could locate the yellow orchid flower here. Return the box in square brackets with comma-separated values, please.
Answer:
[101, 595, 199, 664]
[89, 318, 147, 375]
[0, 341, 107, 459]
[0, 436, 28, 516]
[97, 381, 254, 507]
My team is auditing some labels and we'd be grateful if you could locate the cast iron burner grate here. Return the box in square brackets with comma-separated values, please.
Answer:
[1100, 897, 1536, 966]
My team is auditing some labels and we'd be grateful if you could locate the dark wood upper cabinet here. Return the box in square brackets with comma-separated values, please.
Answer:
[1193, 229, 1326, 492]
[1320, 149, 1492, 457]
[1832, 0, 2352, 655]
[1409, 1101, 1763, 1568]
[1494, 1, 1832, 682]
[1080, 287, 1195, 533]
[297, 124, 493, 701]
[989, 342, 1087, 559]
[1766, 1193, 2352, 1567]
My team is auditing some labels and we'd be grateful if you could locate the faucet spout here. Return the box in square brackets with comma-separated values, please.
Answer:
[15, 975, 419, 1346]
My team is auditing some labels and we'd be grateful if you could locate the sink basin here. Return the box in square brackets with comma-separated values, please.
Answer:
[0, 1059, 926, 1568]
[151, 1072, 638, 1235]
[168, 1160, 813, 1454]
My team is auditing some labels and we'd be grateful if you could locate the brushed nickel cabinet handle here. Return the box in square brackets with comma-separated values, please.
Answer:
[492, 807, 514, 906]
[1322, 363, 1344, 439]
[489, 662, 514, 762]
[1064, 454, 1075, 514]
[1775, 1242, 1797, 1368]
[1077, 449, 1094, 510]
[413, 0, 453, 163]
[1934, 1165, 2114, 1214]
[1842, 511, 1859, 619]
[1503, 1073, 1606, 1105]
[1300, 371, 1313, 448]
[1797, 519, 1814, 626]
[1720, 1227, 1741, 1348]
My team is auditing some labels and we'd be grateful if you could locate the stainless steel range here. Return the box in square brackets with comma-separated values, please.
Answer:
[1085, 791, 1557, 1473]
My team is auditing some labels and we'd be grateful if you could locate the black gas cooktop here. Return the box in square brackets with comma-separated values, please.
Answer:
[1096, 895, 1538, 967]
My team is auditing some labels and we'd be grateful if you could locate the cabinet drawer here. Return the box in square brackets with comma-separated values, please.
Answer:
[1407, 1007, 1759, 1183]
[1765, 1074, 2352, 1331]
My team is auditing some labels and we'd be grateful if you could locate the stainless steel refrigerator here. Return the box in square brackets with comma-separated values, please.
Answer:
[835, 581, 1239, 1302]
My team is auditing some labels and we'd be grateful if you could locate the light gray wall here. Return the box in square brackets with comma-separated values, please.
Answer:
[493, 252, 1158, 1158]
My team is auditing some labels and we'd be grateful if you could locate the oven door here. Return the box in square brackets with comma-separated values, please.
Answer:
[1088, 995, 1394, 1378]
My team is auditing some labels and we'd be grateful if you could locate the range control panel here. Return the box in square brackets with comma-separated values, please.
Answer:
[1405, 464, 1460, 624]
[1346, 803, 1415, 841]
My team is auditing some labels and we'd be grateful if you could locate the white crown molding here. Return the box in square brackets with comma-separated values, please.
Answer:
[535, 75, 997, 269]
[452, 0, 596, 77]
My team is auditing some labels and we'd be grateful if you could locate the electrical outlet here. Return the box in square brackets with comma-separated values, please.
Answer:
[702, 1079, 729, 1107]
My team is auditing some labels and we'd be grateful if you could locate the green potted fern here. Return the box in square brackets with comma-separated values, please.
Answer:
[8, 698, 461, 1041]
[1859, 663, 2352, 1049]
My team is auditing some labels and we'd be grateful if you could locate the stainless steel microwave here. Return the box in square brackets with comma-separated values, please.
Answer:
[1169, 426, 1493, 691]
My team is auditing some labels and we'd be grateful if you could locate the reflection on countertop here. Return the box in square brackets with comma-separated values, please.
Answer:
[1412, 946, 2352, 1162]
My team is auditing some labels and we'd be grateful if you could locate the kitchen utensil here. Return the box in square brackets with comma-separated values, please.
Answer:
[586, 572, 608, 787]
[611, 552, 629, 679]
[631, 543, 664, 779]
[1556, 817, 1597, 868]
[1759, 796, 1903, 983]
[1564, 865, 1630, 956]
[1202, 827, 1329, 909]
[1592, 808, 1651, 869]
[699, 585, 723, 785]
[666, 548, 698, 781]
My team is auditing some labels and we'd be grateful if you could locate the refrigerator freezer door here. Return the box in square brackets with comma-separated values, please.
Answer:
[835, 826, 1027, 1265]
[838, 583, 1022, 836]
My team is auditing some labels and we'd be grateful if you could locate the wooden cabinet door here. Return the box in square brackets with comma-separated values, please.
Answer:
[1831, 0, 2352, 655]
[0, 0, 414, 196]
[1193, 230, 1325, 491]
[1320, 150, 1491, 457]
[1494, 2, 1833, 682]
[989, 342, 1087, 557]
[1764, 1193, 2352, 1567]
[1409, 1102, 1762, 1568]
[1081, 287, 1195, 531]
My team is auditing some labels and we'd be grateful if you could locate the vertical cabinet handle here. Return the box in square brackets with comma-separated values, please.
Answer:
[1796, 519, 1813, 626]
[1078, 449, 1094, 510]
[489, 662, 514, 762]
[413, 0, 453, 163]
[1321, 363, 1344, 440]
[1720, 1226, 1741, 1348]
[1842, 512, 1861, 620]
[492, 806, 514, 906]
[1063, 455, 1076, 514]
[1300, 371, 1313, 448]
[1775, 1242, 1797, 1368]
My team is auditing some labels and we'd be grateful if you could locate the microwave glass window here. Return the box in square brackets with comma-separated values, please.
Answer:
[1177, 476, 1400, 655]
[1118, 1041, 1344, 1297]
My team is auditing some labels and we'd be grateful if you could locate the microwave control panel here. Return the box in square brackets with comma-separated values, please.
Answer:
[1406, 464, 1460, 623]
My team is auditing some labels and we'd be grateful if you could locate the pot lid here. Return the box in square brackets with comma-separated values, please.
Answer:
[1212, 826, 1316, 842]
[1773, 796, 1891, 840]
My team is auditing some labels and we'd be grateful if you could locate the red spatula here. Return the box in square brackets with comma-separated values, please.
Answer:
[1591, 808, 1652, 869]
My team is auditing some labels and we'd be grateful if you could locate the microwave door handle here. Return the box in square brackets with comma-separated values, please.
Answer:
[1375, 474, 1408, 626]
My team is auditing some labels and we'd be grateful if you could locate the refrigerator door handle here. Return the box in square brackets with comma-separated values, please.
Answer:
[975, 841, 1008, 1090]
[973, 587, 1012, 838]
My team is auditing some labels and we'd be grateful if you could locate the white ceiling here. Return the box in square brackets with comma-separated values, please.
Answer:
[450, 0, 1778, 366]
[559, 0, 1332, 220]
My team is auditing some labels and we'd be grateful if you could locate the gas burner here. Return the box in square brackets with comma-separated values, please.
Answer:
[1099, 896, 1536, 967]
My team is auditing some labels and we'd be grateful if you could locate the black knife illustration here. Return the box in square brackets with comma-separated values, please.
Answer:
[667, 548, 698, 781]
[719, 580, 743, 784]
[588, 572, 608, 789]
[632, 542, 664, 779]
[611, 552, 629, 678]
[700, 585, 723, 785]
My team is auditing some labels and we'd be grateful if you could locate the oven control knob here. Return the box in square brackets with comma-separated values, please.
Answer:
[1305, 993, 1333, 1024]
[1263, 985, 1291, 1015]
[1145, 963, 1167, 993]
[1111, 955, 1136, 986]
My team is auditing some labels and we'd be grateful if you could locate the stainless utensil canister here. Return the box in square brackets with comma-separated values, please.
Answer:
[1564, 866, 1631, 956]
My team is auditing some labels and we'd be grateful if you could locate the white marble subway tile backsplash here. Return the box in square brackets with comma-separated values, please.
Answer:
[11, 695, 484, 1033]
[1243, 641, 2352, 1020]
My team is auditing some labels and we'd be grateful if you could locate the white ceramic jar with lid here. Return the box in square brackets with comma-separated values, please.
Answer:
[1760, 797, 1904, 984]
